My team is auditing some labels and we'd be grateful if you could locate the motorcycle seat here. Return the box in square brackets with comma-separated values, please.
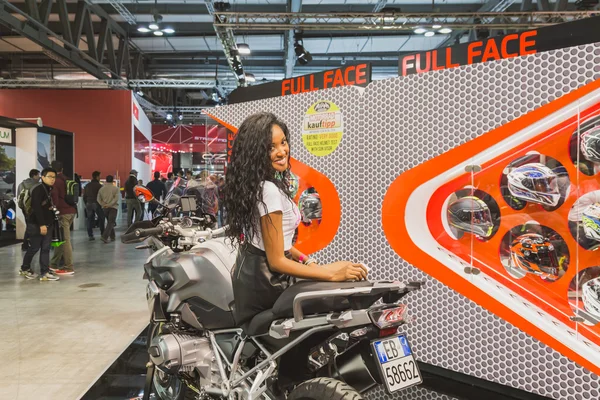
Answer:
[243, 280, 378, 336]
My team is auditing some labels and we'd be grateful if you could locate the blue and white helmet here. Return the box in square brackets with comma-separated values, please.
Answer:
[582, 203, 600, 242]
[507, 163, 560, 207]
[581, 125, 600, 163]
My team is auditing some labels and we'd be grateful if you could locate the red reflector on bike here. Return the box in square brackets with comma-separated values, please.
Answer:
[369, 305, 408, 329]
[379, 327, 398, 337]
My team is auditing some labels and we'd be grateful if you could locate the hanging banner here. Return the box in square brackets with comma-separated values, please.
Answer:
[398, 16, 600, 77]
[229, 63, 372, 104]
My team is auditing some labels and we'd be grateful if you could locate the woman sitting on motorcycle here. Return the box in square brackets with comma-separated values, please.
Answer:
[224, 112, 368, 325]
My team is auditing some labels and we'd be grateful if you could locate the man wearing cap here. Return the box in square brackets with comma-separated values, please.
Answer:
[125, 169, 142, 227]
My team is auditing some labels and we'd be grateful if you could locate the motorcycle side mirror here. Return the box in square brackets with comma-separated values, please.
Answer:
[134, 185, 154, 203]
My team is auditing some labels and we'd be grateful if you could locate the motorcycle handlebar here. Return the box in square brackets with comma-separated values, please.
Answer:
[134, 225, 165, 238]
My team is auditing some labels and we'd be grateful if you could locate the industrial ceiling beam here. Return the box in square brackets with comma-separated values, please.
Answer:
[437, 0, 516, 48]
[0, 0, 140, 80]
[284, 0, 302, 79]
[212, 11, 594, 31]
[0, 78, 237, 89]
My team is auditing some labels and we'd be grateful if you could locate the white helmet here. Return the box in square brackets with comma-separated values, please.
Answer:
[582, 277, 600, 318]
[581, 125, 600, 163]
[582, 203, 600, 242]
[507, 163, 560, 207]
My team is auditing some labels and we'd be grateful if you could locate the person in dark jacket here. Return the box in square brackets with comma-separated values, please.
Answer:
[19, 167, 59, 281]
[146, 171, 167, 216]
[17, 169, 40, 250]
[83, 171, 105, 241]
[124, 169, 142, 227]
[49, 160, 76, 275]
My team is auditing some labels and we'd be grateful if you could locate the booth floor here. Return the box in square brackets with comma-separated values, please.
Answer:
[0, 226, 148, 400]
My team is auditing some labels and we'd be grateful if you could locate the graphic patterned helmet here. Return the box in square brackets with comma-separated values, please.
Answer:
[507, 163, 560, 207]
[299, 192, 322, 223]
[582, 277, 600, 318]
[582, 203, 600, 242]
[447, 196, 494, 238]
[509, 233, 559, 280]
[581, 125, 600, 163]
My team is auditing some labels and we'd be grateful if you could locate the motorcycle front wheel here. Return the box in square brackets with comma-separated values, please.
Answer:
[286, 378, 363, 400]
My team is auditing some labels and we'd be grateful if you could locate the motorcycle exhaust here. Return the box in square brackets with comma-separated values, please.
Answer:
[317, 340, 380, 393]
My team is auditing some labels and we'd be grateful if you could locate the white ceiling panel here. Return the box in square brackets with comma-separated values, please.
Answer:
[132, 37, 175, 52]
[304, 35, 448, 53]
[1, 37, 43, 52]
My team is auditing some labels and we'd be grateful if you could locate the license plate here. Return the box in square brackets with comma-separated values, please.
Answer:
[371, 334, 423, 393]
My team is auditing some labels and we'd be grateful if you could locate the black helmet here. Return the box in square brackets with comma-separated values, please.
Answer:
[447, 196, 494, 238]
[299, 192, 322, 223]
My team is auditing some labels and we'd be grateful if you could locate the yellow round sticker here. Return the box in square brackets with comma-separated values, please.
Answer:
[302, 100, 343, 157]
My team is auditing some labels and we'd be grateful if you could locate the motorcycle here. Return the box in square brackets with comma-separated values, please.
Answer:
[123, 180, 424, 400]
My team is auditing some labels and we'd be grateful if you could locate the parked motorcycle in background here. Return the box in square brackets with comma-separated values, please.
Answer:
[124, 178, 424, 399]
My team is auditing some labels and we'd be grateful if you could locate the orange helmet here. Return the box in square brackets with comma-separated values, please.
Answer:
[509, 233, 559, 281]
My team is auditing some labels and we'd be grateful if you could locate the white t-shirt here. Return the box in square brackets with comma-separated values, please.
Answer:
[250, 181, 301, 251]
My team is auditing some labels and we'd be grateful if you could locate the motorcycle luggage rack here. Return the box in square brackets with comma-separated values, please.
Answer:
[292, 281, 410, 322]
[269, 309, 372, 339]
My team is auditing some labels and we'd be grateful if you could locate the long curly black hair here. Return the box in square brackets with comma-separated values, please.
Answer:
[224, 112, 293, 248]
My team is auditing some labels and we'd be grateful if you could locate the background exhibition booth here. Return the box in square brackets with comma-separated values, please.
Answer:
[0, 91, 152, 243]
[202, 17, 600, 400]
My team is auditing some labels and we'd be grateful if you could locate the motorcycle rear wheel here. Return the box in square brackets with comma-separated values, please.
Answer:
[286, 378, 363, 400]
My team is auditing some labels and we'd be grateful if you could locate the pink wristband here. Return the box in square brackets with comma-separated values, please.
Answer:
[299, 254, 307, 263]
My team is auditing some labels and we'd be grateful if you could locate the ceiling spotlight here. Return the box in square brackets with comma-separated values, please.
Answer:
[237, 43, 251, 55]
[424, 31, 435, 37]
[149, 23, 160, 30]
[136, 87, 144, 96]
[432, 24, 442, 29]
[162, 28, 175, 34]
[439, 27, 453, 34]
[294, 41, 312, 65]
[245, 73, 256, 82]
[153, 30, 164, 36]
[414, 27, 427, 34]
[178, 111, 183, 121]
[166, 112, 173, 121]
[137, 27, 151, 33]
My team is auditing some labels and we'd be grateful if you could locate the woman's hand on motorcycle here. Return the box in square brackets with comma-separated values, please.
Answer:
[323, 261, 368, 282]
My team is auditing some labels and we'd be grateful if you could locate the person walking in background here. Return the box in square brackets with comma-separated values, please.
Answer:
[19, 167, 59, 281]
[49, 160, 76, 276]
[165, 172, 174, 192]
[147, 171, 167, 216]
[83, 170, 104, 241]
[185, 170, 193, 181]
[125, 169, 142, 227]
[17, 168, 40, 250]
[97, 175, 119, 243]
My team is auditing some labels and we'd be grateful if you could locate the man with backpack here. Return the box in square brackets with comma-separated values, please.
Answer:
[17, 169, 40, 250]
[19, 167, 60, 281]
[49, 160, 77, 275]
[83, 171, 104, 241]
[124, 169, 142, 227]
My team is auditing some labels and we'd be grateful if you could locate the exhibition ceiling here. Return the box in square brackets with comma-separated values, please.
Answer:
[0, 0, 595, 122]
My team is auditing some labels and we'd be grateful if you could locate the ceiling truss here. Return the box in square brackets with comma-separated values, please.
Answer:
[212, 11, 595, 31]
[0, 0, 140, 79]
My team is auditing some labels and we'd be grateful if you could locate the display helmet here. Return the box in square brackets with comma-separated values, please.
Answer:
[580, 125, 600, 163]
[299, 191, 322, 224]
[582, 277, 600, 318]
[447, 196, 494, 238]
[509, 233, 559, 280]
[582, 202, 600, 242]
[507, 163, 560, 207]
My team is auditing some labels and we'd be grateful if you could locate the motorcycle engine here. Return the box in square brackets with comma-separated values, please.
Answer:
[149, 333, 218, 384]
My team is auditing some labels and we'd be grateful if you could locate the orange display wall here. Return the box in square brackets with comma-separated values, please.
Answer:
[0, 90, 133, 179]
